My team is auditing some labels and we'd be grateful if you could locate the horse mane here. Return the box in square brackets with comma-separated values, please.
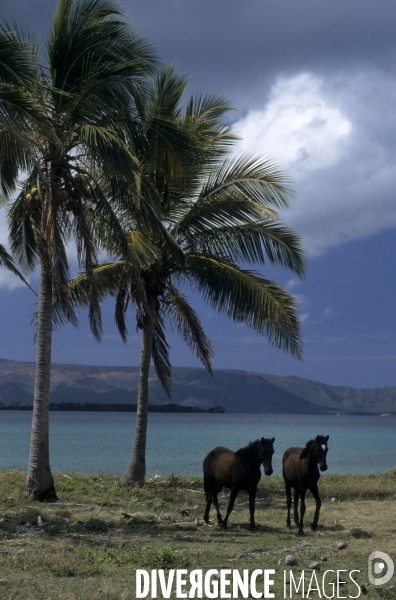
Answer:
[300, 439, 314, 459]
[236, 439, 261, 460]
[300, 435, 329, 459]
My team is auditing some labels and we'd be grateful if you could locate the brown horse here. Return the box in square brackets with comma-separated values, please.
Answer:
[203, 437, 275, 530]
[282, 435, 329, 534]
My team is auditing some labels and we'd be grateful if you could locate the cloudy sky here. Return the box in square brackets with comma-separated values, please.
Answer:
[1, 0, 395, 388]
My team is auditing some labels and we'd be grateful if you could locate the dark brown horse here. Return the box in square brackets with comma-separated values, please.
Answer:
[203, 437, 275, 530]
[282, 435, 329, 534]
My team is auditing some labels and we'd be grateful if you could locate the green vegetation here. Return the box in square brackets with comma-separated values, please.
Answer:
[1, 470, 395, 598]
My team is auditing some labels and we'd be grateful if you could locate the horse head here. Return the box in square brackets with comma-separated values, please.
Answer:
[314, 434, 329, 471]
[259, 437, 275, 476]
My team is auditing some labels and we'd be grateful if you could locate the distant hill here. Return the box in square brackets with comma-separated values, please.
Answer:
[0, 357, 395, 414]
[261, 374, 396, 414]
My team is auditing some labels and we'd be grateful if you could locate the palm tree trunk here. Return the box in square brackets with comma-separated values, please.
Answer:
[121, 308, 157, 486]
[25, 263, 57, 500]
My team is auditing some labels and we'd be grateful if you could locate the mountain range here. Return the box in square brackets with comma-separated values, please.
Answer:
[0, 357, 395, 414]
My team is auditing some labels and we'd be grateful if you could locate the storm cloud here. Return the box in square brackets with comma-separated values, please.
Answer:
[0, 0, 395, 388]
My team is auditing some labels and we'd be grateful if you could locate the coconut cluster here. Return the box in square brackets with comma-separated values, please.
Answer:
[25, 186, 39, 202]
[25, 174, 93, 216]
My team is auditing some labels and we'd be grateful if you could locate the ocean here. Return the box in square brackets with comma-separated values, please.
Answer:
[0, 411, 395, 476]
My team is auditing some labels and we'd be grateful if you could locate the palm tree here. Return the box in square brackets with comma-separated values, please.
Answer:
[60, 67, 306, 486]
[0, 0, 158, 499]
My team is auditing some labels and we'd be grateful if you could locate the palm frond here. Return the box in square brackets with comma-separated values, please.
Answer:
[8, 188, 40, 270]
[186, 253, 303, 358]
[175, 195, 277, 238]
[0, 24, 52, 139]
[41, 177, 70, 291]
[149, 64, 189, 118]
[64, 261, 126, 306]
[124, 230, 162, 266]
[202, 154, 294, 208]
[47, 0, 157, 116]
[184, 91, 237, 159]
[0, 22, 39, 85]
[184, 220, 306, 276]
[164, 284, 214, 374]
[50, 260, 121, 336]
[53, 260, 147, 339]
[151, 315, 172, 397]
[114, 283, 129, 342]
[174, 154, 295, 241]
[0, 241, 35, 291]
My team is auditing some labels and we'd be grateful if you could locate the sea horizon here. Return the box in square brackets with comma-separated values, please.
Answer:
[1, 411, 395, 477]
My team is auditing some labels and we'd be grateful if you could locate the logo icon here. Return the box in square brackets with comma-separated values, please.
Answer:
[368, 551, 394, 586]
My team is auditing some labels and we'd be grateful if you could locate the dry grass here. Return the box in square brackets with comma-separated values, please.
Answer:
[0, 470, 396, 599]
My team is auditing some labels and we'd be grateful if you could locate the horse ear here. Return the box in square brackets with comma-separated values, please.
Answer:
[261, 437, 265, 443]
[325, 435, 329, 441]
[270, 437, 275, 443]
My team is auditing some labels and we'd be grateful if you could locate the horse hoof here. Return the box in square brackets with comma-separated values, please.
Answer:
[297, 530, 304, 536]
[250, 526, 258, 532]
[311, 524, 317, 531]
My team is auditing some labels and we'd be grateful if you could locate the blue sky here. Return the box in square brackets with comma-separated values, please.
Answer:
[1, 0, 395, 388]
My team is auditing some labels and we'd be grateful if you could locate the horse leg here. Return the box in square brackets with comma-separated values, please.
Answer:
[310, 483, 321, 531]
[293, 488, 299, 525]
[203, 475, 213, 524]
[285, 481, 292, 529]
[248, 487, 257, 531]
[212, 486, 224, 526]
[203, 494, 213, 524]
[298, 489, 306, 535]
[222, 486, 239, 529]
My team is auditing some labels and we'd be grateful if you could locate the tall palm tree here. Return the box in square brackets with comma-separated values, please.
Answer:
[60, 67, 306, 486]
[0, 0, 158, 499]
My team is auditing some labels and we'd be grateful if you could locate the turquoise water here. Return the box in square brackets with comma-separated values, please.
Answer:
[0, 411, 395, 476]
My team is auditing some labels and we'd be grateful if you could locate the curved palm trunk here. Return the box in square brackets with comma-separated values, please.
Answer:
[25, 264, 57, 500]
[121, 308, 157, 486]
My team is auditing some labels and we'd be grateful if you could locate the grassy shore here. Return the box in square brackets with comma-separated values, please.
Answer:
[0, 470, 396, 599]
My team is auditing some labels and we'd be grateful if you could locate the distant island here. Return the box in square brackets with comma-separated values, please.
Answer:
[1, 357, 396, 414]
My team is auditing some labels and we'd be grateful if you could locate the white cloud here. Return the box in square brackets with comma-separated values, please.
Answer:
[283, 278, 334, 327]
[285, 277, 301, 292]
[309, 305, 335, 325]
[0, 268, 28, 291]
[237, 73, 351, 173]
[235, 70, 396, 255]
